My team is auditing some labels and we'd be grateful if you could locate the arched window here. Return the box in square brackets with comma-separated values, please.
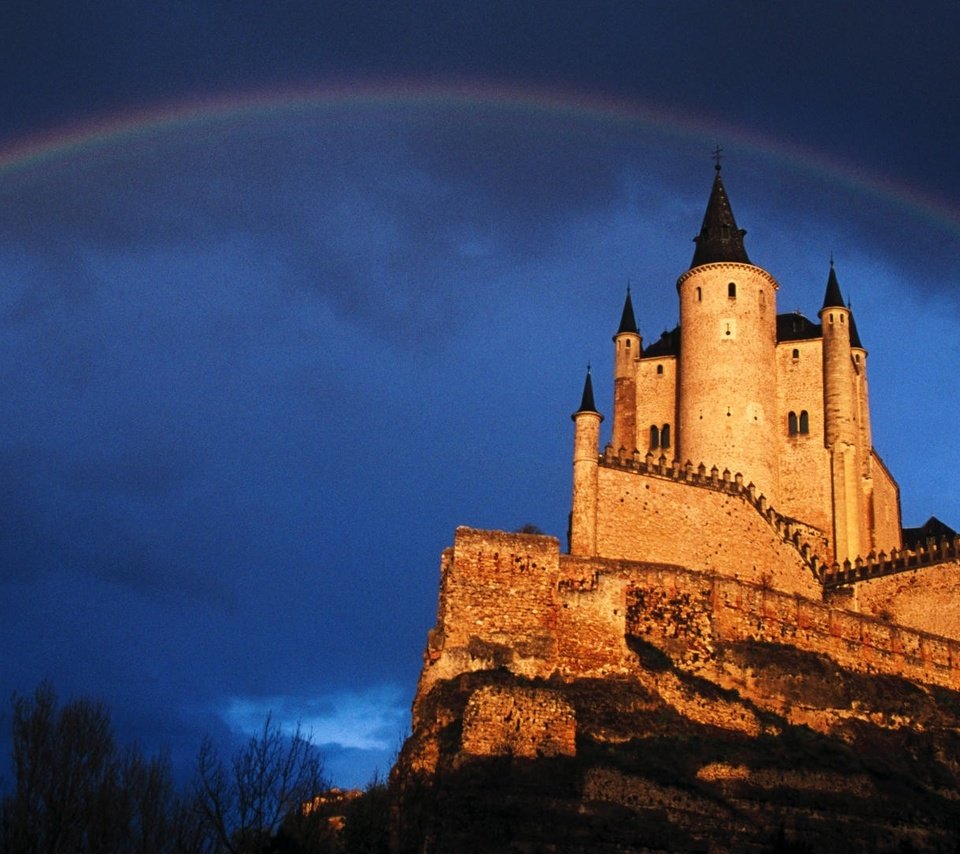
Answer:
[799, 410, 809, 434]
[656, 364, 664, 375]
[792, 348, 800, 360]
[625, 339, 631, 349]
[650, 425, 660, 449]
[728, 282, 736, 298]
[788, 411, 798, 435]
[661, 424, 671, 449]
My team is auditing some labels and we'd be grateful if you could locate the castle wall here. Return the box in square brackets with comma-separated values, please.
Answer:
[417, 530, 960, 719]
[868, 450, 902, 555]
[633, 354, 677, 455]
[841, 557, 960, 641]
[592, 463, 822, 598]
[775, 338, 832, 545]
[419, 528, 561, 695]
[460, 685, 576, 758]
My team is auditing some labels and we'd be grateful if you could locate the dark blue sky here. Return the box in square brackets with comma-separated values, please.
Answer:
[2, 1, 959, 787]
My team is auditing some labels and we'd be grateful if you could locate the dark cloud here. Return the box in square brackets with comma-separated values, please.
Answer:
[1, 2, 959, 791]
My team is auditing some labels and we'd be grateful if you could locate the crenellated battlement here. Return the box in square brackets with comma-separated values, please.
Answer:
[596, 443, 958, 602]
[598, 443, 829, 580]
[822, 536, 960, 587]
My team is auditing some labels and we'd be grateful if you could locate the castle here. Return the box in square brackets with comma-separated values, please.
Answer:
[402, 162, 960, 710]
[392, 163, 960, 851]
[572, 161, 900, 569]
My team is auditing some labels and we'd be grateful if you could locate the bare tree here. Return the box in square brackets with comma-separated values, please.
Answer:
[193, 713, 327, 853]
[1, 682, 180, 854]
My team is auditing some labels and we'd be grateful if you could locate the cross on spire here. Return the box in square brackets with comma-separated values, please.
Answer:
[712, 144, 723, 171]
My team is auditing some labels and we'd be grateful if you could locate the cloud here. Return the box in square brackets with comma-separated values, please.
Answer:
[224, 685, 409, 752]
[220, 685, 410, 787]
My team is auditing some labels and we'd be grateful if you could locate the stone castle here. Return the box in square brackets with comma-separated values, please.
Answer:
[392, 164, 960, 851]
[573, 161, 899, 570]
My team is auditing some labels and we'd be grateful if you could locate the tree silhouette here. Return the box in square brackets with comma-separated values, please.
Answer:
[193, 713, 327, 853]
[1, 682, 179, 853]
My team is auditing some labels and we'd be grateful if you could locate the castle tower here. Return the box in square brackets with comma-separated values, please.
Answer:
[820, 263, 864, 561]
[676, 165, 781, 503]
[570, 368, 602, 556]
[611, 287, 641, 453]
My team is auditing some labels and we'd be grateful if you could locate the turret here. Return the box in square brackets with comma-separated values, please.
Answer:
[677, 165, 780, 503]
[570, 368, 603, 556]
[819, 262, 863, 561]
[848, 306, 872, 453]
[611, 286, 641, 453]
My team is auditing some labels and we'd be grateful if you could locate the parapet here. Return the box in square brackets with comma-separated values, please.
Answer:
[597, 444, 828, 582]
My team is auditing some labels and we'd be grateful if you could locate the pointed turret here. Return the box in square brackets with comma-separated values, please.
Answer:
[849, 308, 863, 349]
[570, 366, 603, 555]
[616, 286, 638, 335]
[612, 288, 641, 452]
[573, 366, 599, 416]
[822, 261, 845, 309]
[690, 164, 751, 268]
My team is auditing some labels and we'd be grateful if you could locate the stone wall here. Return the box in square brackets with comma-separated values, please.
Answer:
[460, 685, 576, 758]
[846, 556, 960, 641]
[869, 449, 902, 555]
[776, 336, 832, 542]
[420, 527, 561, 691]
[593, 458, 823, 598]
[633, 353, 677, 455]
[416, 529, 960, 733]
[625, 565, 960, 690]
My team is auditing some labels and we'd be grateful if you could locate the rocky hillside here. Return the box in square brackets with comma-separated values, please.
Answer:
[391, 637, 960, 852]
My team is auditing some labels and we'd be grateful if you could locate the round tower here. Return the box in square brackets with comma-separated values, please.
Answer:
[611, 286, 641, 453]
[819, 263, 863, 561]
[677, 166, 780, 503]
[570, 368, 603, 556]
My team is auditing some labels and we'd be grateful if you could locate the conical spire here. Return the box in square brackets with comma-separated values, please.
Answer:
[848, 303, 864, 349]
[690, 164, 750, 268]
[617, 285, 638, 335]
[575, 366, 599, 414]
[821, 260, 845, 309]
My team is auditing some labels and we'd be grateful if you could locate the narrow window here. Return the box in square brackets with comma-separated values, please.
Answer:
[799, 410, 809, 434]
[792, 348, 799, 360]
[656, 364, 664, 375]
[788, 411, 798, 435]
[829, 313, 834, 324]
[728, 282, 736, 298]
[759, 291, 765, 309]
[696, 286, 702, 302]
[840, 315, 845, 324]
[650, 425, 660, 449]
[661, 424, 671, 449]
[625, 339, 631, 349]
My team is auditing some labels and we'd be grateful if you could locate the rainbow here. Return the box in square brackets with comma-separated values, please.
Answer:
[1, 79, 958, 236]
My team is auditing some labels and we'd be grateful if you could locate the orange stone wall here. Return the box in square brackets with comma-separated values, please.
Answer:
[869, 450, 902, 555]
[775, 337, 832, 542]
[634, 354, 678, 455]
[845, 558, 960, 641]
[416, 529, 960, 726]
[592, 464, 822, 598]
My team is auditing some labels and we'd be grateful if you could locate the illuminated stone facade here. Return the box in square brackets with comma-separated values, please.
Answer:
[575, 165, 902, 568]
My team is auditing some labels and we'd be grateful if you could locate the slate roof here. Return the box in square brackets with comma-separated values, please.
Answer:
[777, 312, 822, 342]
[642, 326, 680, 358]
[690, 166, 751, 269]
